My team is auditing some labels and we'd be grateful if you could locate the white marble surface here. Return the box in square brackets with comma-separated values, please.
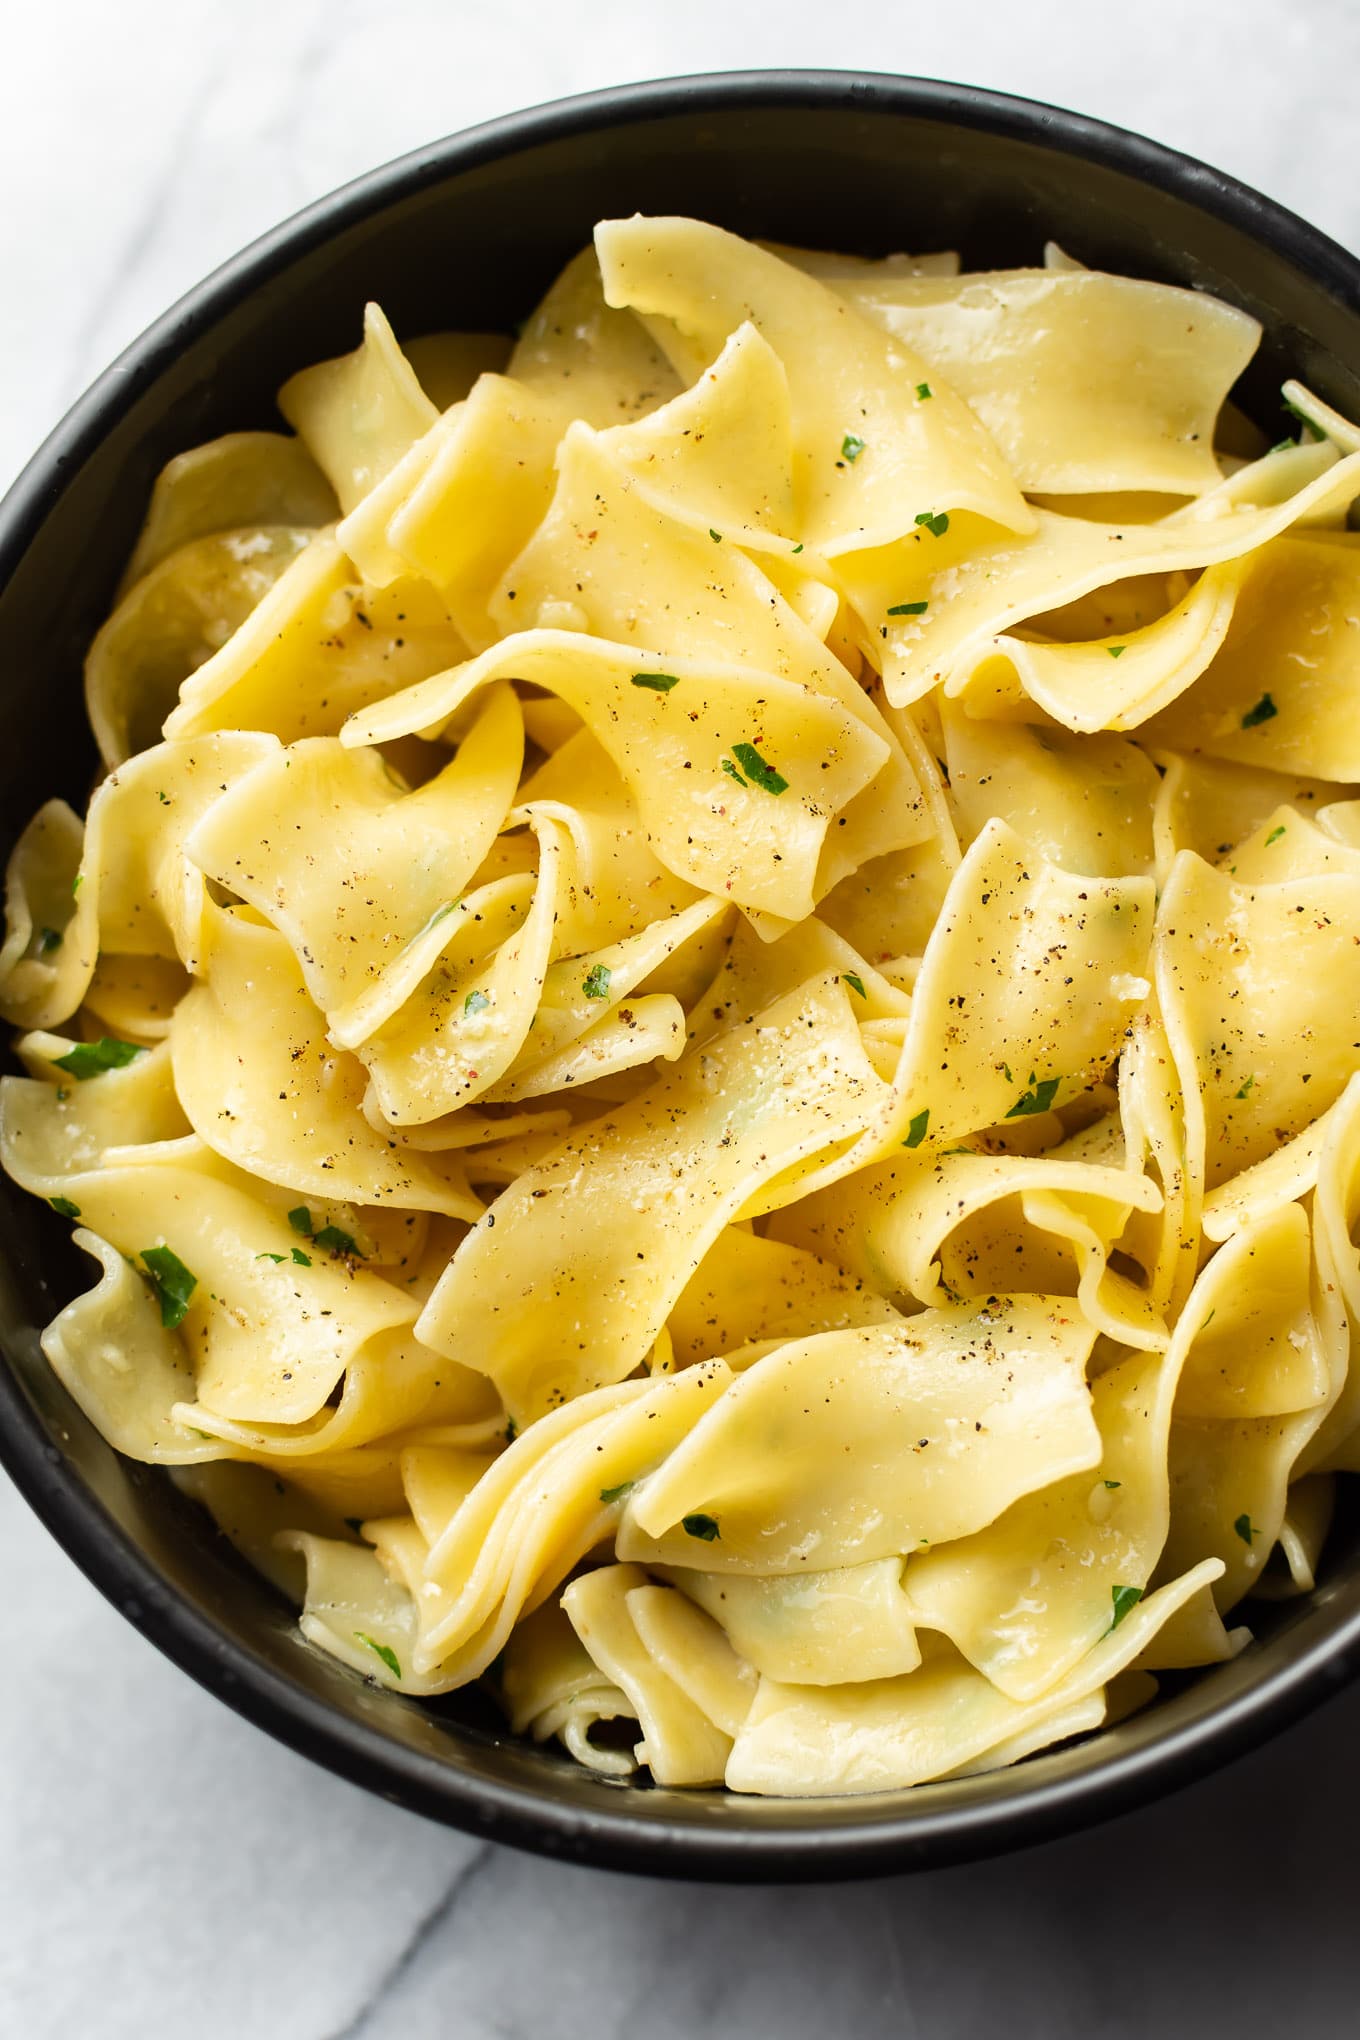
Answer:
[4, 2, 1360, 2032]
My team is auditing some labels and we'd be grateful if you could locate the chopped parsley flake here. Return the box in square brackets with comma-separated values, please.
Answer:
[37, 926, 62, 955]
[841, 973, 867, 1000]
[682, 1513, 721, 1542]
[631, 671, 680, 692]
[355, 1632, 401, 1678]
[914, 509, 950, 538]
[1235, 1075, 1255, 1100]
[140, 1245, 198, 1329]
[288, 1206, 313, 1236]
[53, 1037, 147, 1081]
[1107, 1584, 1143, 1633]
[1264, 824, 1286, 846]
[709, 528, 722, 543]
[1234, 1513, 1258, 1545]
[1241, 693, 1278, 729]
[463, 988, 490, 1016]
[887, 599, 929, 617]
[49, 1196, 81, 1220]
[791, 543, 804, 554]
[1103, 1479, 1122, 1490]
[600, 1480, 635, 1505]
[721, 757, 747, 788]
[255, 1252, 287, 1263]
[314, 1224, 363, 1258]
[729, 742, 788, 796]
[841, 432, 866, 463]
[1108, 645, 1126, 659]
[916, 382, 932, 400]
[583, 963, 612, 1000]
[1005, 1075, 1061, 1119]
[291, 1247, 312, 1267]
[904, 1108, 931, 1149]
[71, 873, 83, 896]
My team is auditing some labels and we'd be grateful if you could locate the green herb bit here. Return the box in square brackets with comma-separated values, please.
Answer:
[504, 1416, 518, 1444]
[729, 742, 789, 796]
[1107, 645, 1126, 659]
[903, 1108, 931, 1149]
[255, 1252, 286, 1263]
[791, 543, 804, 554]
[583, 963, 612, 1000]
[709, 528, 722, 543]
[631, 671, 680, 692]
[682, 1513, 721, 1542]
[287, 1205, 313, 1236]
[37, 926, 62, 955]
[1234, 1513, 1258, 1545]
[71, 873, 83, 896]
[1264, 824, 1286, 846]
[916, 382, 932, 400]
[1269, 438, 1293, 455]
[1107, 1584, 1143, 1633]
[887, 599, 929, 617]
[600, 1480, 636, 1505]
[53, 1037, 147, 1081]
[463, 988, 490, 1016]
[841, 973, 867, 1000]
[1005, 1075, 1061, 1119]
[1235, 1075, 1255, 1100]
[314, 1224, 363, 1258]
[140, 1246, 198, 1330]
[49, 1196, 81, 1220]
[1103, 1479, 1122, 1490]
[1241, 693, 1278, 729]
[721, 757, 747, 789]
[291, 1247, 312, 1267]
[914, 509, 950, 538]
[840, 432, 866, 463]
[355, 1632, 401, 1679]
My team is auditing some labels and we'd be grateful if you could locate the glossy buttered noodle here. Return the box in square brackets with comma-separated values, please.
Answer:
[5, 220, 1360, 1797]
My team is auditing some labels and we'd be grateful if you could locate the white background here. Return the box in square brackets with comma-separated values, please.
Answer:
[3, 2, 1359, 2033]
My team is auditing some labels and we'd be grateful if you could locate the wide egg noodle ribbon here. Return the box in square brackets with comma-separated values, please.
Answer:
[169, 907, 483, 1216]
[593, 215, 1034, 555]
[561, 1565, 738, 1786]
[817, 265, 1260, 496]
[842, 442, 1360, 708]
[118, 431, 339, 593]
[618, 1299, 1101, 1574]
[1154, 850, 1360, 1198]
[414, 976, 887, 1422]
[278, 302, 440, 515]
[666, 1225, 903, 1367]
[657, 1559, 922, 1685]
[723, 1559, 1223, 1795]
[184, 687, 523, 1045]
[939, 698, 1160, 879]
[343, 625, 888, 925]
[162, 535, 468, 746]
[880, 816, 1155, 1149]
[498, 1599, 634, 1776]
[87, 527, 313, 765]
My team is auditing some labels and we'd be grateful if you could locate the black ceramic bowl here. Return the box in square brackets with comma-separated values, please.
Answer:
[4, 70, 1360, 1882]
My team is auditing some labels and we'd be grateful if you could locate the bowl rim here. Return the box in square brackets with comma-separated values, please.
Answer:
[3, 66, 1360, 1881]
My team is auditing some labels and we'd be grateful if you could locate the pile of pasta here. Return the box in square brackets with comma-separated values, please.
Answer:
[4, 217, 1360, 1798]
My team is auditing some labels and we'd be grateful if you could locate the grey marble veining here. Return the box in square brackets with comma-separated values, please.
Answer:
[4, 3, 1360, 2033]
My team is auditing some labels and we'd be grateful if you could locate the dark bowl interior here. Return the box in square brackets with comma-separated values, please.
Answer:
[4, 71, 1360, 1881]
